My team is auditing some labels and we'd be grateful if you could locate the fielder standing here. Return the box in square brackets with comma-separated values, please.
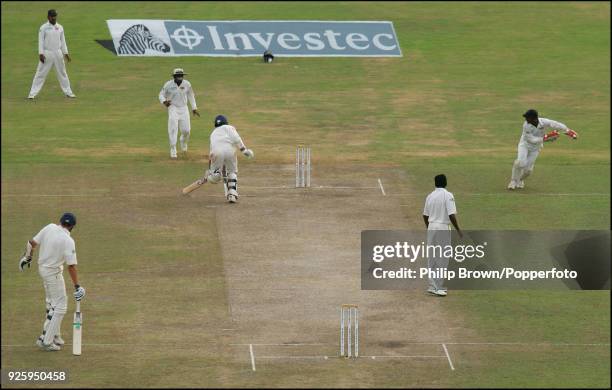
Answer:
[201, 115, 254, 203]
[159, 68, 200, 159]
[423, 174, 462, 297]
[27, 9, 76, 99]
[19, 212, 86, 351]
[507, 109, 579, 190]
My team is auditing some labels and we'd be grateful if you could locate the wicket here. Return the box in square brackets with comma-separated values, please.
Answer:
[340, 304, 359, 358]
[295, 146, 311, 187]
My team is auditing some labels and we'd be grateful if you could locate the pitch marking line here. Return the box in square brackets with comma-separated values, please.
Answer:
[366, 355, 447, 359]
[377, 178, 386, 196]
[230, 343, 326, 346]
[249, 344, 256, 372]
[442, 343, 455, 371]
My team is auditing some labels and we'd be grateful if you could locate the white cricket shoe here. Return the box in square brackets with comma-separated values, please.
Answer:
[507, 180, 517, 190]
[517, 180, 525, 189]
[228, 194, 238, 203]
[53, 335, 65, 346]
[65, 93, 76, 98]
[27, 95, 36, 100]
[427, 287, 437, 295]
[434, 289, 447, 297]
[36, 337, 61, 351]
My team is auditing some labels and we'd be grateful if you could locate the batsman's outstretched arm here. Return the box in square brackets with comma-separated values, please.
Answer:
[449, 214, 463, 238]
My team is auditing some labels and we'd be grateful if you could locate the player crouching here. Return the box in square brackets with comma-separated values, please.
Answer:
[203, 115, 254, 203]
[508, 109, 579, 190]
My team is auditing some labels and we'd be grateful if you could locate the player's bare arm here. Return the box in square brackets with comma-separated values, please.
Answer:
[449, 214, 463, 238]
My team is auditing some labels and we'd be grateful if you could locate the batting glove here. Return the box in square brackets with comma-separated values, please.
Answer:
[242, 149, 254, 159]
[74, 285, 86, 301]
[19, 255, 32, 272]
[565, 129, 578, 140]
[543, 130, 560, 142]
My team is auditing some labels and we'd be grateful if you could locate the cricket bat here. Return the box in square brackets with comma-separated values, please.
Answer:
[182, 179, 204, 195]
[72, 301, 82, 356]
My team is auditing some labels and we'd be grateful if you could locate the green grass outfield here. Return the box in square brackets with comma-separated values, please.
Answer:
[2, 1, 610, 388]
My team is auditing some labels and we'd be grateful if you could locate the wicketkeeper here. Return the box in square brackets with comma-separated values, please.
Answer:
[19, 212, 86, 351]
[202, 115, 254, 203]
[508, 109, 579, 190]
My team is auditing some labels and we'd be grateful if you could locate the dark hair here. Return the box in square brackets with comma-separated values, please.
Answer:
[48, 9, 57, 16]
[434, 174, 447, 188]
[523, 109, 538, 119]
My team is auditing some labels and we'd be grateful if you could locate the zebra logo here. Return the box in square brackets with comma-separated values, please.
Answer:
[118, 24, 170, 55]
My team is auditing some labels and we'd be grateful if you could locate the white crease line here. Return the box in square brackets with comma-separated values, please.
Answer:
[444, 342, 611, 346]
[365, 355, 446, 359]
[442, 343, 455, 371]
[257, 355, 329, 360]
[249, 344, 256, 372]
[377, 178, 386, 196]
[230, 343, 326, 346]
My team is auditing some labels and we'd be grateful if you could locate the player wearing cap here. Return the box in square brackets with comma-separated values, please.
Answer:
[27, 9, 76, 99]
[159, 68, 200, 159]
[19, 212, 85, 351]
[508, 109, 579, 190]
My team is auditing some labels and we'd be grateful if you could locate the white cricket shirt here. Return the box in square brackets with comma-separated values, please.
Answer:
[158, 79, 197, 110]
[423, 188, 457, 226]
[520, 117, 568, 150]
[32, 224, 77, 270]
[210, 125, 245, 151]
[38, 22, 68, 54]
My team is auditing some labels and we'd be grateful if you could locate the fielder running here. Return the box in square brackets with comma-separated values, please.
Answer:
[19, 213, 86, 351]
[159, 68, 200, 159]
[201, 115, 254, 203]
[28, 9, 76, 99]
[508, 109, 579, 190]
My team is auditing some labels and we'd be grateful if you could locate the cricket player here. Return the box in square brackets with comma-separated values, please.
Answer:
[202, 115, 254, 203]
[159, 68, 200, 159]
[19, 213, 86, 351]
[508, 109, 579, 190]
[27, 9, 76, 99]
[423, 174, 462, 297]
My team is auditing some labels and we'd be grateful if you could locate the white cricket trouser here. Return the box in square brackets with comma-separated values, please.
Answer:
[511, 143, 540, 182]
[28, 50, 73, 97]
[167, 106, 191, 155]
[210, 145, 238, 175]
[38, 266, 68, 345]
[427, 223, 452, 291]
[210, 145, 239, 197]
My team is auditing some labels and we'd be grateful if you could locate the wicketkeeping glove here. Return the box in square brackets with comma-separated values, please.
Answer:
[74, 285, 86, 301]
[565, 129, 578, 140]
[543, 130, 560, 142]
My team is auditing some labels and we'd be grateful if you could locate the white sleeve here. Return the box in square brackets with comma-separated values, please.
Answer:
[159, 83, 168, 104]
[446, 192, 457, 215]
[64, 239, 77, 265]
[423, 197, 430, 216]
[38, 26, 45, 54]
[187, 83, 197, 110]
[229, 126, 246, 149]
[541, 118, 568, 132]
[32, 224, 52, 244]
[60, 27, 68, 54]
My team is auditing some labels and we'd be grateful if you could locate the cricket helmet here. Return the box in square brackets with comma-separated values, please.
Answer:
[60, 212, 76, 227]
[214, 115, 228, 127]
[172, 68, 187, 76]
